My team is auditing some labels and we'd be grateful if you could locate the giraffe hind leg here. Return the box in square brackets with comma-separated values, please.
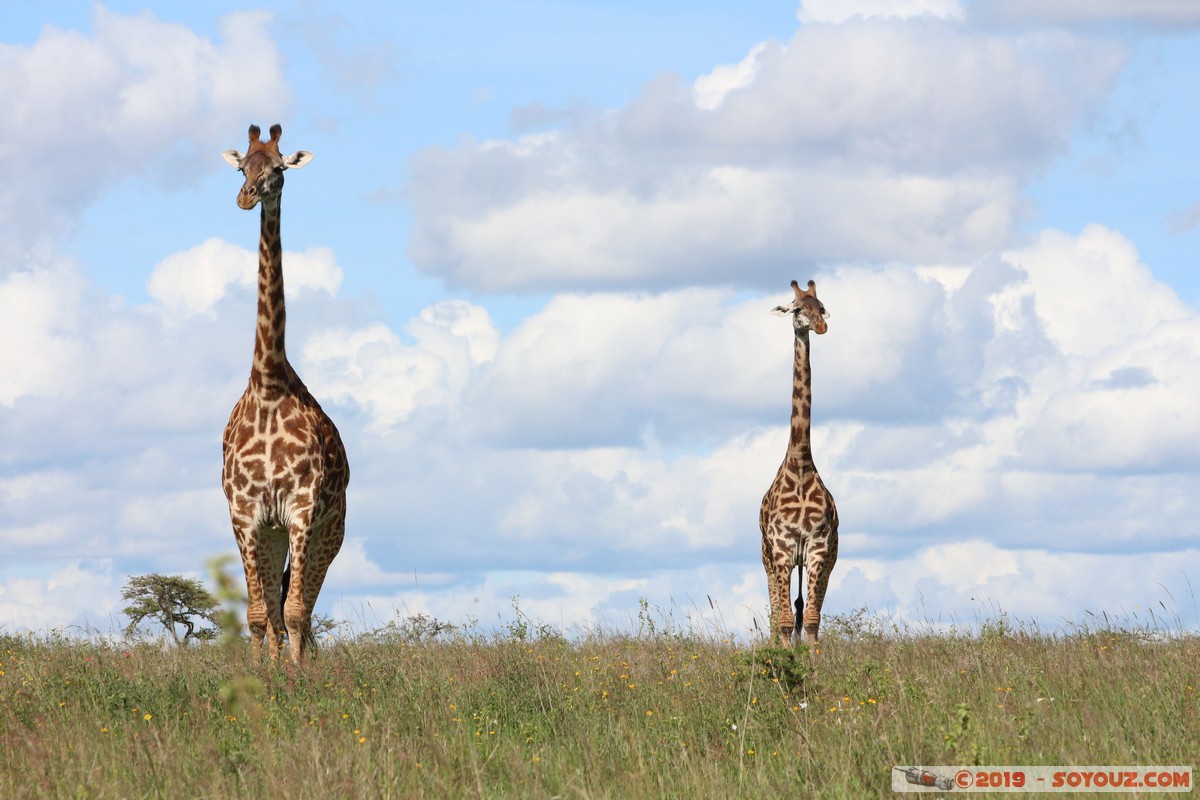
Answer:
[801, 540, 838, 644]
[255, 528, 289, 658]
[280, 554, 318, 656]
[284, 512, 345, 663]
[762, 535, 797, 645]
[233, 522, 276, 656]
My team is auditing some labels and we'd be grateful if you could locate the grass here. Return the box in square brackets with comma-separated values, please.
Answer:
[1, 607, 1198, 799]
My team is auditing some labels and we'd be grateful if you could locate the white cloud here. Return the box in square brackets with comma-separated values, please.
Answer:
[326, 542, 1200, 638]
[1002, 225, 1191, 359]
[692, 43, 767, 111]
[3, 224, 1200, 635]
[417, 165, 1022, 291]
[0, 256, 248, 415]
[971, 0, 1200, 28]
[302, 300, 499, 431]
[834, 544, 1200, 630]
[465, 289, 791, 446]
[324, 538, 426, 592]
[408, 17, 1123, 291]
[0, 266, 89, 405]
[147, 238, 343, 317]
[1017, 316, 1200, 472]
[0, 7, 289, 263]
[115, 489, 229, 553]
[327, 569, 657, 637]
[0, 1, 1194, 641]
[798, 0, 964, 24]
[0, 562, 122, 633]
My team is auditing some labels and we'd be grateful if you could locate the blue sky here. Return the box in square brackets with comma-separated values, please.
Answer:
[1, 0, 1198, 637]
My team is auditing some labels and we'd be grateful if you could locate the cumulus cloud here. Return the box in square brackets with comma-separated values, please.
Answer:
[147, 238, 343, 317]
[437, 227, 1200, 557]
[797, 0, 964, 24]
[0, 7, 289, 265]
[302, 300, 499, 431]
[0, 266, 90, 406]
[324, 543, 1200, 638]
[4, 223, 1200, 634]
[2, 4, 1195, 640]
[971, 0, 1200, 29]
[0, 561, 122, 632]
[835, 543, 1200, 629]
[408, 15, 1123, 292]
[1002, 226, 1191, 359]
[692, 43, 768, 111]
[1016, 316, 1200, 473]
[462, 290, 775, 446]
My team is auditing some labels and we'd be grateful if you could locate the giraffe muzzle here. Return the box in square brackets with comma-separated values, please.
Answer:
[237, 187, 260, 210]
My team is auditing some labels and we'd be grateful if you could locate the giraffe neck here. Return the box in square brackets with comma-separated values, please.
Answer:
[249, 197, 289, 395]
[787, 329, 814, 464]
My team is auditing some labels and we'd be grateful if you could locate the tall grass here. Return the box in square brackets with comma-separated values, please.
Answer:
[1, 606, 1197, 799]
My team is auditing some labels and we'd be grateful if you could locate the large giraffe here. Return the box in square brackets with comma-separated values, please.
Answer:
[220, 124, 349, 663]
[760, 280, 839, 645]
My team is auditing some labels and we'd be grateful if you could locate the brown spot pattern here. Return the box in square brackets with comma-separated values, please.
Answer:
[759, 283, 839, 646]
[221, 131, 349, 665]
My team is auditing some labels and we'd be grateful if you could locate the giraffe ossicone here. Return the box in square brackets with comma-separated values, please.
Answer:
[759, 278, 839, 645]
[219, 123, 349, 664]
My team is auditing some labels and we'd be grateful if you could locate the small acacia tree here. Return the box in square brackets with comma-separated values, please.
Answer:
[122, 574, 219, 646]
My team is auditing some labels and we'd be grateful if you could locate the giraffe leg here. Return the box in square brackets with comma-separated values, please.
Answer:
[761, 535, 796, 645]
[232, 521, 270, 656]
[801, 532, 838, 644]
[252, 526, 289, 659]
[281, 538, 309, 664]
[237, 551, 267, 655]
[283, 512, 345, 663]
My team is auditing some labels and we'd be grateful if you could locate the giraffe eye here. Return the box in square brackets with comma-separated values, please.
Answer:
[818, 306, 825, 315]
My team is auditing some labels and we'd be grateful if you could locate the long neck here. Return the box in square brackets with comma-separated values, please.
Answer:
[249, 197, 289, 394]
[787, 329, 814, 463]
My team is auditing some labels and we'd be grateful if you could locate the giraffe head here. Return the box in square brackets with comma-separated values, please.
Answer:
[771, 279, 829, 335]
[221, 124, 313, 210]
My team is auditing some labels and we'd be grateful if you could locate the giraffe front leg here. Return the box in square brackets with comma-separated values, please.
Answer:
[801, 538, 838, 644]
[762, 536, 796, 645]
[232, 524, 270, 656]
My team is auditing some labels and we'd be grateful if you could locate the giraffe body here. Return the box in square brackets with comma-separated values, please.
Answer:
[220, 124, 349, 663]
[760, 280, 839, 645]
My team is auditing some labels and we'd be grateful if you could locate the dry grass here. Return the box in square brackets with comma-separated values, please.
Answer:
[1, 606, 1197, 799]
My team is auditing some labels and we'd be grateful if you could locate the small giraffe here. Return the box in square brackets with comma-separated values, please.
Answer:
[220, 124, 349, 663]
[760, 280, 839, 645]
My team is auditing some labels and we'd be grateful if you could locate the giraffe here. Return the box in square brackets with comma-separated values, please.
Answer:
[219, 124, 349, 663]
[759, 279, 839, 645]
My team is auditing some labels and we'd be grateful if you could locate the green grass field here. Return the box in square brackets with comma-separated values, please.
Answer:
[3, 601, 1198, 799]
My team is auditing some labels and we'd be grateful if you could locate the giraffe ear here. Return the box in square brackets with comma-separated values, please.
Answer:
[282, 151, 314, 169]
[221, 150, 244, 169]
[770, 305, 793, 317]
